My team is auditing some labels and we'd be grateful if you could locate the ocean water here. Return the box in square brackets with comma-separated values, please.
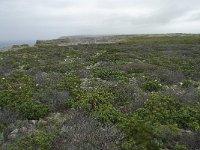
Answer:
[0, 40, 35, 48]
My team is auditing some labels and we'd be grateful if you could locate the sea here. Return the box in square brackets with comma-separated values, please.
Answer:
[0, 40, 36, 48]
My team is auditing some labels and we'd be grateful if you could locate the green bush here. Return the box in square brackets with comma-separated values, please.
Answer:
[94, 68, 128, 81]
[119, 118, 164, 150]
[65, 98, 76, 109]
[135, 94, 200, 131]
[93, 104, 123, 124]
[58, 74, 81, 91]
[197, 93, 200, 102]
[18, 131, 55, 150]
[0, 72, 49, 120]
[175, 144, 188, 150]
[118, 108, 181, 149]
[0, 124, 5, 133]
[17, 101, 49, 120]
[142, 80, 162, 92]
[74, 88, 116, 111]
[181, 80, 194, 88]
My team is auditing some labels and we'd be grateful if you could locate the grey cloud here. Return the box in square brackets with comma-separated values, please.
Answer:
[0, 0, 200, 41]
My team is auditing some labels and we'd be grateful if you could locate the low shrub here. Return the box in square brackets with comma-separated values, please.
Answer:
[0, 109, 21, 125]
[93, 104, 123, 124]
[58, 74, 81, 91]
[112, 81, 145, 112]
[118, 118, 165, 150]
[120, 63, 157, 73]
[18, 131, 56, 150]
[142, 80, 162, 92]
[148, 69, 185, 85]
[65, 98, 75, 109]
[181, 80, 195, 88]
[17, 101, 49, 120]
[163, 87, 199, 104]
[135, 94, 200, 131]
[94, 68, 128, 81]
[0, 72, 49, 120]
[175, 144, 188, 150]
[35, 89, 70, 111]
[74, 88, 116, 111]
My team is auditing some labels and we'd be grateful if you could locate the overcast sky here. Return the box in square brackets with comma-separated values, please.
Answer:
[1, 0, 200, 41]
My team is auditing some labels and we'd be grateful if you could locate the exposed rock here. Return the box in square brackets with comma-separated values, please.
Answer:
[20, 127, 28, 133]
[38, 119, 48, 125]
[8, 129, 19, 140]
[30, 120, 37, 125]
[11, 129, 18, 134]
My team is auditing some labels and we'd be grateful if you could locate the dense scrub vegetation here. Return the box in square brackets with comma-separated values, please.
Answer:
[1, 35, 200, 149]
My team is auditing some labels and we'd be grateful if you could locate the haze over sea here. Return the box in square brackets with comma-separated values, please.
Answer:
[0, 41, 35, 48]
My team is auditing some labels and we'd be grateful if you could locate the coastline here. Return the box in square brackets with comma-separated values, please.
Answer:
[0, 40, 35, 49]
